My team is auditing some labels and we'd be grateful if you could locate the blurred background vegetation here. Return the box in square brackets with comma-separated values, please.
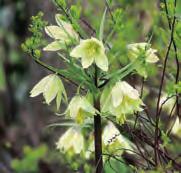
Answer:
[0, 0, 180, 172]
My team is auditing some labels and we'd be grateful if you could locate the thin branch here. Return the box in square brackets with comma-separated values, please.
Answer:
[155, 0, 177, 164]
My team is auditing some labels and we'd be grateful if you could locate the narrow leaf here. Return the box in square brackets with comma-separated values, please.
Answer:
[99, 8, 107, 41]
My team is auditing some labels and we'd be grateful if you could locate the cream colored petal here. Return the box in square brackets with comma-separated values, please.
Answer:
[81, 56, 94, 69]
[68, 96, 82, 118]
[45, 26, 67, 40]
[43, 41, 65, 51]
[55, 14, 71, 29]
[56, 90, 62, 110]
[55, 14, 79, 40]
[43, 75, 60, 104]
[70, 44, 85, 58]
[56, 128, 74, 151]
[30, 75, 52, 97]
[146, 53, 159, 63]
[73, 132, 84, 154]
[120, 81, 139, 99]
[80, 97, 95, 115]
[95, 53, 108, 71]
[103, 122, 120, 145]
[111, 82, 124, 107]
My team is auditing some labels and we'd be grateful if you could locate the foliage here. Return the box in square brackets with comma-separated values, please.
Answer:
[11, 145, 47, 173]
[21, 12, 48, 59]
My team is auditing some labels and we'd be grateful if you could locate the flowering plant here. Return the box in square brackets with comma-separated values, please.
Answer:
[22, 0, 181, 172]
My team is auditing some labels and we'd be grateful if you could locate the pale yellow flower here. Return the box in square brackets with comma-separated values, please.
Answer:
[70, 37, 108, 71]
[101, 81, 144, 123]
[30, 74, 67, 110]
[66, 96, 96, 124]
[127, 42, 159, 78]
[43, 14, 78, 51]
[103, 121, 134, 154]
[56, 127, 84, 154]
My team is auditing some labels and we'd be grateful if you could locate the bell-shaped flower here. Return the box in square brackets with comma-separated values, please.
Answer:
[103, 122, 134, 154]
[56, 127, 84, 154]
[66, 96, 96, 124]
[101, 81, 144, 123]
[127, 42, 159, 78]
[43, 14, 78, 51]
[30, 74, 67, 110]
[70, 37, 108, 71]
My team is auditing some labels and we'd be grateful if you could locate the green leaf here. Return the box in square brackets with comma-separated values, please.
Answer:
[104, 158, 129, 173]
[70, 5, 82, 19]
[54, 0, 66, 8]
[99, 8, 107, 41]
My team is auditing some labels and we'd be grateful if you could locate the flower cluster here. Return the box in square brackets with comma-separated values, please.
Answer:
[29, 12, 160, 162]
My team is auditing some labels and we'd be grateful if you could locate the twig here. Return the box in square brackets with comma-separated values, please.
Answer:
[155, 0, 177, 165]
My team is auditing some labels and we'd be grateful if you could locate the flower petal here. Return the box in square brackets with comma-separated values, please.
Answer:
[43, 41, 65, 51]
[68, 96, 82, 119]
[45, 26, 67, 40]
[56, 128, 74, 151]
[43, 75, 61, 104]
[70, 44, 85, 58]
[81, 56, 94, 69]
[111, 82, 124, 107]
[120, 81, 139, 99]
[95, 53, 108, 71]
[146, 51, 159, 63]
[81, 97, 95, 115]
[73, 132, 84, 154]
[30, 75, 52, 97]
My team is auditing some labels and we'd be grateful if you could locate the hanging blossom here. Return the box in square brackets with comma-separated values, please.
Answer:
[127, 42, 159, 78]
[103, 121, 134, 154]
[43, 14, 79, 51]
[101, 81, 144, 124]
[56, 127, 84, 154]
[66, 96, 96, 124]
[30, 74, 67, 110]
[85, 122, 135, 159]
[70, 37, 108, 71]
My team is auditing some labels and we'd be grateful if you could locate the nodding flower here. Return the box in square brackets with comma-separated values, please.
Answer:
[30, 74, 67, 110]
[66, 95, 96, 124]
[43, 14, 79, 51]
[127, 42, 159, 78]
[70, 37, 108, 71]
[101, 81, 144, 124]
[56, 127, 84, 154]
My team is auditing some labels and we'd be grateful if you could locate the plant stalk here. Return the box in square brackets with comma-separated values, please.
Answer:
[94, 65, 103, 173]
